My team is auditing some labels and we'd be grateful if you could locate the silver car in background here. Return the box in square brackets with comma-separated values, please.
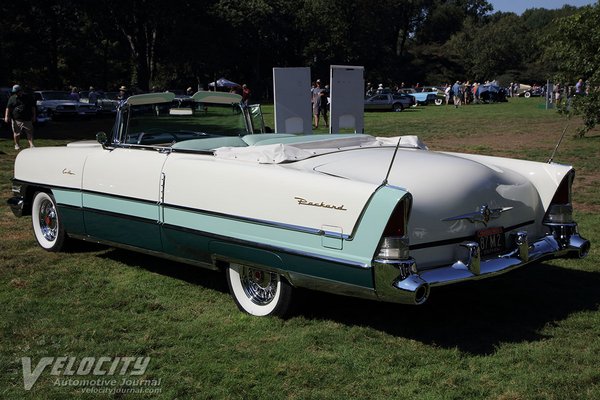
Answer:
[34, 91, 98, 119]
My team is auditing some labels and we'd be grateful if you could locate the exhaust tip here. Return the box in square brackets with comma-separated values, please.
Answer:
[568, 235, 591, 259]
[393, 275, 430, 305]
[414, 284, 430, 305]
[577, 240, 591, 258]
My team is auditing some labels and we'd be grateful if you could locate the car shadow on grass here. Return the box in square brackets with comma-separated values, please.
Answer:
[98, 248, 229, 294]
[293, 263, 600, 355]
[93, 248, 599, 355]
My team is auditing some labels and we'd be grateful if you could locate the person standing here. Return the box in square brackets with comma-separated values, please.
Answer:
[69, 87, 80, 101]
[4, 85, 36, 150]
[88, 86, 98, 105]
[311, 79, 328, 128]
[575, 79, 584, 95]
[241, 84, 251, 106]
[117, 85, 129, 101]
[452, 81, 462, 108]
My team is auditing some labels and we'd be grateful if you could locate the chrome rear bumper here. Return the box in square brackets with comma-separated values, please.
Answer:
[374, 229, 590, 305]
[7, 196, 25, 217]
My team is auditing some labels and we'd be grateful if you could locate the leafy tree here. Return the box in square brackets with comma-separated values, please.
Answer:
[445, 13, 528, 82]
[546, 4, 600, 136]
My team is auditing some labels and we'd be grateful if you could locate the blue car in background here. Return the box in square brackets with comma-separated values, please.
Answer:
[477, 84, 508, 103]
[398, 88, 444, 106]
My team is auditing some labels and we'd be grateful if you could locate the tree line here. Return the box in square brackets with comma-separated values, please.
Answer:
[0, 0, 596, 103]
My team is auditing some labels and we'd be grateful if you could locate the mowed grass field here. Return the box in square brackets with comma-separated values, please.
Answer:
[0, 98, 599, 399]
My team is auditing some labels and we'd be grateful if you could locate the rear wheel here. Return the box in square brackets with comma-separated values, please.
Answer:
[31, 191, 67, 252]
[392, 103, 403, 112]
[226, 263, 292, 317]
[524, 91, 531, 98]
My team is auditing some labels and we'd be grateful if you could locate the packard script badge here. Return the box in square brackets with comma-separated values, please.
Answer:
[294, 197, 347, 211]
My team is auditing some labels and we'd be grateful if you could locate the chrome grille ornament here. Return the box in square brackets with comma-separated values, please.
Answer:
[443, 205, 513, 226]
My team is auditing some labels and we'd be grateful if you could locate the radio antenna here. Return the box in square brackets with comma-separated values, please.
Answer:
[548, 124, 569, 163]
[382, 138, 402, 186]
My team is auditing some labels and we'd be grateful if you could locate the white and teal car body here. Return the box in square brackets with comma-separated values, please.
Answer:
[8, 91, 590, 316]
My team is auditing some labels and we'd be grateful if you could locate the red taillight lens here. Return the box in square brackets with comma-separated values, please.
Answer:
[382, 197, 410, 237]
[550, 170, 574, 205]
[377, 196, 411, 260]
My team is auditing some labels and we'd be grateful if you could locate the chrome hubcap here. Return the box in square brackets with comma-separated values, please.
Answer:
[240, 267, 277, 305]
[39, 199, 58, 241]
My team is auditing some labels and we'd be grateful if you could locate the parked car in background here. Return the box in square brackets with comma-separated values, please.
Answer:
[1, 87, 50, 126]
[7, 91, 590, 317]
[364, 93, 415, 111]
[398, 88, 444, 106]
[82, 91, 120, 114]
[34, 90, 98, 119]
[515, 84, 543, 98]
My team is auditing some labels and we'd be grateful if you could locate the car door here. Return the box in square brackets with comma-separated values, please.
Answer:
[365, 94, 389, 111]
[81, 146, 168, 251]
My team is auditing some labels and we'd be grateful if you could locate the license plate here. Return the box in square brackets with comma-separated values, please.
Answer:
[476, 227, 505, 256]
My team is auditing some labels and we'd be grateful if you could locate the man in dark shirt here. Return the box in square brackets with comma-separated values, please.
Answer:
[4, 84, 36, 150]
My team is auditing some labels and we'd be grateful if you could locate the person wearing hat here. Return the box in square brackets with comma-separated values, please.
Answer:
[4, 84, 36, 150]
[117, 85, 129, 101]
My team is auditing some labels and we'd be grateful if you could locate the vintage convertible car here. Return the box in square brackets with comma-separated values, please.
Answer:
[398, 88, 444, 106]
[7, 91, 590, 316]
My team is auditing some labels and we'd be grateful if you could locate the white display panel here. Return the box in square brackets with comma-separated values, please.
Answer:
[273, 67, 312, 134]
[329, 65, 365, 134]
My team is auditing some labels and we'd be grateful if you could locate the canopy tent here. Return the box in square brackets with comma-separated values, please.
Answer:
[208, 78, 241, 88]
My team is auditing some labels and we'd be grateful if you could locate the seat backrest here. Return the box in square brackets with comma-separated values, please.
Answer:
[171, 136, 248, 151]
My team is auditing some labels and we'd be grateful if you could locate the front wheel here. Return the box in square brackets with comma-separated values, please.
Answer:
[392, 103, 403, 112]
[434, 98, 443, 106]
[226, 263, 292, 317]
[31, 191, 67, 251]
[524, 91, 531, 98]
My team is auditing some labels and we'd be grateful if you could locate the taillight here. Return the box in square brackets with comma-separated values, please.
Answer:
[377, 196, 411, 260]
[544, 170, 575, 224]
[544, 204, 573, 224]
[549, 170, 574, 205]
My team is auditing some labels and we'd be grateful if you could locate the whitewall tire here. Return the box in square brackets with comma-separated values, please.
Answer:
[31, 191, 66, 252]
[226, 263, 292, 317]
[434, 98, 443, 106]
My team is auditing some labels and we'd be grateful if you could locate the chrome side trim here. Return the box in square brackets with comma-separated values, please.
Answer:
[287, 271, 378, 301]
[162, 223, 370, 270]
[162, 203, 352, 240]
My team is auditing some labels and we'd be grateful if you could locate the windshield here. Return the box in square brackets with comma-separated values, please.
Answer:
[122, 101, 249, 146]
[40, 91, 72, 100]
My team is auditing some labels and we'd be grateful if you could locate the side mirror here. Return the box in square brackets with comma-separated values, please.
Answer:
[96, 132, 108, 147]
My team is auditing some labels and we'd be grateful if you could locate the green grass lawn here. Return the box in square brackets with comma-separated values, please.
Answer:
[0, 98, 599, 399]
